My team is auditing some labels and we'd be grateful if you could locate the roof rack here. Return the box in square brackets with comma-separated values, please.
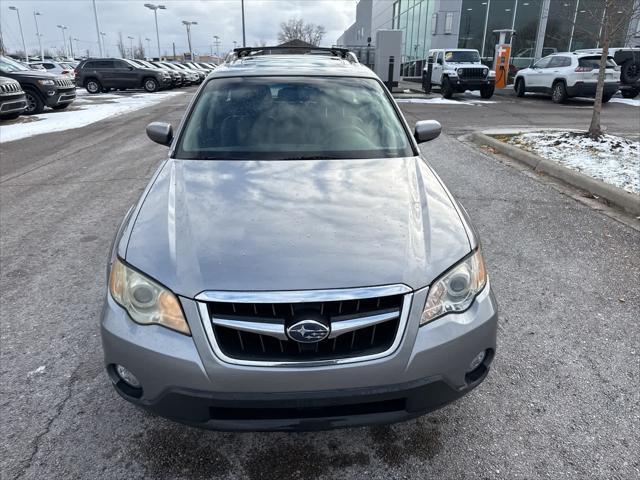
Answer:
[226, 46, 358, 63]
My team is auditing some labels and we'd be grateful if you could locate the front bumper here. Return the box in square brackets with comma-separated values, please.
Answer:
[566, 81, 619, 97]
[101, 283, 498, 431]
[0, 93, 27, 115]
[450, 77, 495, 92]
[44, 87, 76, 107]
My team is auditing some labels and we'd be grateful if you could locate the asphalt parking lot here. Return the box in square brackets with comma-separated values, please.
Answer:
[1, 90, 639, 480]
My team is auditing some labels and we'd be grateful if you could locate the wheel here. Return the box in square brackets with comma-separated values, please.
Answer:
[0, 112, 21, 120]
[24, 91, 45, 114]
[551, 81, 567, 103]
[52, 103, 70, 110]
[480, 86, 495, 99]
[85, 78, 102, 94]
[601, 95, 612, 103]
[621, 88, 639, 99]
[143, 77, 159, 93]
[441, 77, 454, 99]
[620, 61, 640, 84]
[515, 78, 526, 97]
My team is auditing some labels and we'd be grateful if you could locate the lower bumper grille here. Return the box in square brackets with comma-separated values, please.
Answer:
[197, 285, 411, 365]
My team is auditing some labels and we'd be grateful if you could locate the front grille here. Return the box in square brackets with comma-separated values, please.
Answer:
[458, 67, 487, 79]
[0, 82, 21, 94]
[203, 290, 407, 363]
[54, 78, 75, 89]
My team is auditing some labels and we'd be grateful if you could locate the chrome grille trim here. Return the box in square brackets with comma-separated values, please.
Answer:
[195, 284, 411, 303]
[197, 286, 413, 367]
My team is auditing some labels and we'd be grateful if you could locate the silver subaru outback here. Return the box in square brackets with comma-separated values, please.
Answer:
[101, 47, 498, 431]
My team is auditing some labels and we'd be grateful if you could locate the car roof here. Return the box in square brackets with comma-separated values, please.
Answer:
[210, 54, 376, 79]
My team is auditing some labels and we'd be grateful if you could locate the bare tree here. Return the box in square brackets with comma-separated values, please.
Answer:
[134, 37, 145, 59]
[277, 19, 326, 46]
[116, 32, 126, 58]
[559, 0, 640, 138]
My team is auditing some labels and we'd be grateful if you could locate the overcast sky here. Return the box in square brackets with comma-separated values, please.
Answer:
[1, 0, 357, 57]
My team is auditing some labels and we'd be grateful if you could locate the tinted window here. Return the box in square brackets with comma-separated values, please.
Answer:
[533, 56, 551, 68]
[578, 56, 616, 69]
[548, 56, 571, 68]
[114, 60, 131, 69]
[90, 60, 115, 69]
[177, 77, 413, 160]
[43, 63, 55, 69]
[445, 50, 480, 63]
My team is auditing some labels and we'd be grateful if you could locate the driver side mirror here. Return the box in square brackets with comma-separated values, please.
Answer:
[414, 120, 441, 144]
[146, 122, 173, 146]
[437, 58, 443, 65]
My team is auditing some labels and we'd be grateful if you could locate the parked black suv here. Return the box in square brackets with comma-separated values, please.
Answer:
[0, 76, 27, 120]
[75, 58, 173, 94]
[128, 59, 183, 88]
[0, 56, 75, 114]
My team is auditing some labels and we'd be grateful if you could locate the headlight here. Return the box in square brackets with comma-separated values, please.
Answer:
[420, 249, 488, 325]
[109, 258, 190, 335]
[37, 79, 55, 86]
[483, 68, 489, 76]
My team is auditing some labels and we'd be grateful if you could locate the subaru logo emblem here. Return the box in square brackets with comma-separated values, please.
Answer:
[287, 319, 330, 343]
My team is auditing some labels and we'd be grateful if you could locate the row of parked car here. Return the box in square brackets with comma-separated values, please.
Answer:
[0, 55, 217, 121]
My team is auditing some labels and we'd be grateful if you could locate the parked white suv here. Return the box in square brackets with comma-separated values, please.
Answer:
[423, 49, 495, 99]
[514, 52, 620, 103]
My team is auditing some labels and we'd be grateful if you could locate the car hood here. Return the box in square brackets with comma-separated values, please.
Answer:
[4, 69, 57, 80]
[124, 157, 471, 298]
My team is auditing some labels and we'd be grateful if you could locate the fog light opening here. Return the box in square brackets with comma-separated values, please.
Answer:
[468, 350, 486, 372]
[115, 364, 141, 388]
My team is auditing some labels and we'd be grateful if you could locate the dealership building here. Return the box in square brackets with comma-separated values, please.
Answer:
[336, 0, 640, 75]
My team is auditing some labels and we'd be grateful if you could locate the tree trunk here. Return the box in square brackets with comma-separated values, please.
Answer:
[588, 2, 610, 139]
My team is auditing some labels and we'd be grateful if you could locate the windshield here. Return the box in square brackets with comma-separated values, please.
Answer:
[0, 56, 30, 72]
[445, 50, 480, 63]
[176, 76, 413, 160]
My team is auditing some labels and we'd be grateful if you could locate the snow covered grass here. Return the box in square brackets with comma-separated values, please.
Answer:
[0, 89, 187, 143]
[504, 131, 639, 194]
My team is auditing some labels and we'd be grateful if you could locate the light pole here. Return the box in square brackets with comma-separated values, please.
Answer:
[92, 0, 103, 57]
[8, 6, 28, 62]
[72, 37, 80, 59]
[182, 20, 198, 60]
[213, 35, 221, 59]
[233, 40, 237, 50]
[57, 25, 68, 59]
[33, 11, 44, 60]
[144, 4, 166, 61]
[145, 37, 151, 58]
[100, 32, 107, 56]
[127, 35, 135, 59]
[241, 0, 246, 47]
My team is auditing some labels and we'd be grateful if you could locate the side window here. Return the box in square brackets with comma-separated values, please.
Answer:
[114, 60, 130, 69]
[93, 61, 114, 69]
[83, 61, 95, 69]
[548, 56, 570, 68]
[533, 57, 551, 69]
[43, 63, 55, 69]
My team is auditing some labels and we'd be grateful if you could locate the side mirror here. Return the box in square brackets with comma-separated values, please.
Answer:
[146, 122, 173, 146]
[414, 120, 442, 144]
[437, 59, 443, 65]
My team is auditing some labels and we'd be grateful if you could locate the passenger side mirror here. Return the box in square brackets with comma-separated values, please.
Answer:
[414, 120, 442, 144]
[146, 122, 173, 146]
[437, 58, 443, 65]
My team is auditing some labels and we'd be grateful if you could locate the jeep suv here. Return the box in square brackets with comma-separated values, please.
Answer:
[514, 52, 621, 103]
[101, 46, 497, 431]
[0, 56, 75, 114]
[76, 58, 173, 93]
[576, 48, 639, 99]
[0, 76, 27, 120]
[423, 48, 495, 99]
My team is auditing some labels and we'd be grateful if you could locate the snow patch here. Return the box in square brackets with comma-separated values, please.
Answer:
[0, 90, 187, 143]
[505, 131, 639, 194]
[609, 98, 640, 107]
[27, 365, 46, 377]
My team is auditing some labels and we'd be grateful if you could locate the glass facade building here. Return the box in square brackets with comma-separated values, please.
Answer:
[381, 0, 636, 73]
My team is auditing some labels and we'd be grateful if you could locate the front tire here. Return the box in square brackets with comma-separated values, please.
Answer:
[515, 78, 526, 97]
[143, 77, 159, 93]
[621, 88, 639, 99]
[551, 81, 567, 104]
[480, 86, 495, 99]
[24, 91, 45, 115]
[441, 77, 454, 99]
[85, 79, 102, 94]
[620, 61, 640, 84]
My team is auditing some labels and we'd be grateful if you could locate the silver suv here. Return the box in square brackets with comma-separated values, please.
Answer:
[101, 46, 498, 431]
[514, 52, 621, 103]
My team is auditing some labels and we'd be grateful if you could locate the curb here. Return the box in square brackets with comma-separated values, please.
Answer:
[472, 131, 640, 216]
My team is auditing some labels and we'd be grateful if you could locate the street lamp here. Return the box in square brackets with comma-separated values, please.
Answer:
[127, 35, 135, 59]
[144, 37, 151, 59]
[144, 3, 166, 60]
[241, 0, 246, 47]
[72, 37, 80, 59]
[182, 20, 197, 60]
[57, 25, 68, 59]
[33, 11, 44, 60]
[8, 6, 28, 62]
[100, 32, 108, 56]
[213, 35, 221, 59]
